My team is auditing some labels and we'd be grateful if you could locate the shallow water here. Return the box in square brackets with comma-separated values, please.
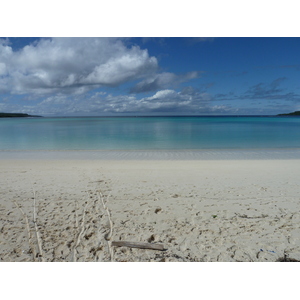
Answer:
[1, 116, 300, 150]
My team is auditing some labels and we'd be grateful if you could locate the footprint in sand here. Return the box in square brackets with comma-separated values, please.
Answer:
[54, 243, 70, 260]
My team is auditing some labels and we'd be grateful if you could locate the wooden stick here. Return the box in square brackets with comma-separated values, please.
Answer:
[112, 241, 166, 251]
[98, 192, 114, 261]
[72, 196, 89, 262]
[33, 190, 36, 223]
[12, 200, 37, 261]
[99, 192, 113, 241]
[75, 199, 78, 228]
[32, 190, 45, 262]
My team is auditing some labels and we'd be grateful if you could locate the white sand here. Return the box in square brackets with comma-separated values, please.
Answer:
[1, 158, 300, 262]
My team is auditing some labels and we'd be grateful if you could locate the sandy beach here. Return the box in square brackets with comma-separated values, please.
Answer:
[1, 156, 300, 262]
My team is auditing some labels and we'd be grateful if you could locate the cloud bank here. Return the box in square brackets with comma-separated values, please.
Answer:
[0, 38, 158, 95]
[0, 37, 211, 115]
[12, 87, 230, 116]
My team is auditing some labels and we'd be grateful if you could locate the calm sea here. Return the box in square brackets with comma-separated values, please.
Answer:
[1, 116, 300, 150]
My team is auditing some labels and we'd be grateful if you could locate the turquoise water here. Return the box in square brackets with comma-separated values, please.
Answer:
[1, 116, 300, 150]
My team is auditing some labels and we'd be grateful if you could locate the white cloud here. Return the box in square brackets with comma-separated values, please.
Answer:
[82, 45, 157, 86]
[147, 89, 178, 100]
[84, 88, 214, 114]
[0, 38, 158, 95]
[1, 85, 238, 116]
[0, 38, 228, 115]
[0, 62, 7, 75]
[0, 38, 204, 116]
[131, 71, 200, 93]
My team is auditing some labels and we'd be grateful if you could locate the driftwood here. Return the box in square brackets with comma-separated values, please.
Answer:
[98, 192, 114, 262]
[12, 200, 37, 261]
[112, 241, 166, 251]
[32, 190, 45, 262]
[73, 197, 89, 262]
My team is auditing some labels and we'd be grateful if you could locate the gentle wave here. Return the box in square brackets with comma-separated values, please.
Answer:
[1, 149, 300, 160]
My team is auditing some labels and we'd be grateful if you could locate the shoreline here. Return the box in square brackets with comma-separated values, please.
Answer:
[1, 158, 300, 261]
[1, 148, 300, 160]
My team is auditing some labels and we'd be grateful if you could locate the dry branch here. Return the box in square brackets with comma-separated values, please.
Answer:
[75, 199, 78, 228]
[98, 192, 114, 261]
[112, 241, 166, 251]
[12, 200, 37, 261]
[72, 195, 89, 262]
[32, 190, 45, 262]
[99, 192, 113, 241]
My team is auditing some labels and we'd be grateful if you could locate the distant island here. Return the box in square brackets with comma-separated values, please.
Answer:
[277, 111, 300, 116]
[0, 112, 42, 118]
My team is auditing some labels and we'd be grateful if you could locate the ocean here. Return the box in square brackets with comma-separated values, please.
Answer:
[1, 116, 300, 151]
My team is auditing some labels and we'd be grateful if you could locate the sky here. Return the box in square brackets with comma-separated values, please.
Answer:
[1, 37, 299, 116]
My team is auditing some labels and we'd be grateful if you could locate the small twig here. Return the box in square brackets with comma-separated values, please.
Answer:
[12, 200, 37, 261]
[112, 241, 166, 251]
[33, 190, 36, 223]
[32, 189, 45, 262]
[103, 195, 113, 241]
[75, 200, 78, 228]
[98, 192, 114, 261]
[72, 195, 89, 262]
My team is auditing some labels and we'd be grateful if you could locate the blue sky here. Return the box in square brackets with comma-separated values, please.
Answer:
[0, 37, 300, 116]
